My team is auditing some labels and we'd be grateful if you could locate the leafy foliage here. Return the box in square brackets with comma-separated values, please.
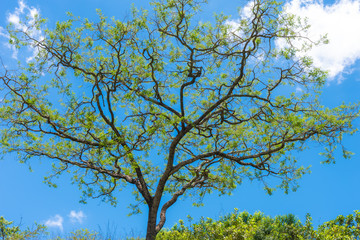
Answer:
[54, 229, 99, 240]
[157, 209, 360, 240]
[0, 216, 47, 240]
[0, 0, 358, 238]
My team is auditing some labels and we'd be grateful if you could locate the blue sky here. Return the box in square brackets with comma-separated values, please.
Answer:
[0, 0, 360, 238]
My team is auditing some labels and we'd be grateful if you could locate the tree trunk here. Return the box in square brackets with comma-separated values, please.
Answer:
[146, 205, 159, 240]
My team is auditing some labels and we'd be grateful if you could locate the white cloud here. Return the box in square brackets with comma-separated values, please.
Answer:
[18, 0, 26, 13]
[0, 0, 43, 61]
[296, 86, 303, 92]
[280, 0, 360, 80]
[8, 14, 20, 25]
[45, 214, 64, 231]
[29, 8, 39, 20]
[227, 0, 360, 82]
[68, 210, 86, 224]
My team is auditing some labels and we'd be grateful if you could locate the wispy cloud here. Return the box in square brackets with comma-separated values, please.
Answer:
[0, 0, 42, 61]
[279, 0, 360, 81]
[68, 210, 86, 224]
[45, 214, 64, 231]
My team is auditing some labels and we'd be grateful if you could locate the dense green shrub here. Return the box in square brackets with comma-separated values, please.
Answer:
[157, 209, 360, 240]
[0, 216, 47, 240]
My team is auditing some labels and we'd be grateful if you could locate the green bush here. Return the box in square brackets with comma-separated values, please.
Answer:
[157, 209, 360, 240]
[0, 216, 47, 240]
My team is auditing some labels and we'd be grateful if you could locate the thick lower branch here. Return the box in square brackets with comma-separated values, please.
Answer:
[156, 176, 202, 232]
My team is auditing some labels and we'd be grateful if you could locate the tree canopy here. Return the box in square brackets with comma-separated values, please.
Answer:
[0, 0, 358, 239]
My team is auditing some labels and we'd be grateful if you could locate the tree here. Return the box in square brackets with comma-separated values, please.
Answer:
[0, 0, 358, 239]
[0, 216, 47, 240]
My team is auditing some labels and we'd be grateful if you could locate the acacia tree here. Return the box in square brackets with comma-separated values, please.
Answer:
[0, 0, 358, 239]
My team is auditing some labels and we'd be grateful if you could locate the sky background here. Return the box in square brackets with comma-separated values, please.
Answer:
[0, 0, 360, 238]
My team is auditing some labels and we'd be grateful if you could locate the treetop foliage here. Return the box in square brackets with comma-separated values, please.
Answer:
[0, 0, 358, 238]
[0, 216, 46, 240]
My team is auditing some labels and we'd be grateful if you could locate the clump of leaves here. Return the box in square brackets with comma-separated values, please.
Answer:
[0, 216, 47, 240]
